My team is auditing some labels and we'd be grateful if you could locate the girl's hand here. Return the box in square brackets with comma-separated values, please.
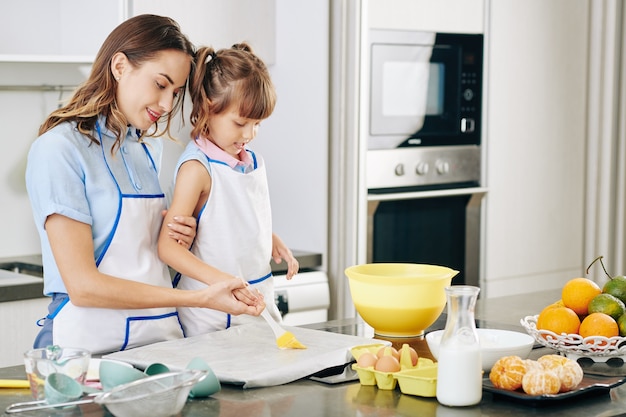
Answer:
[162, 210, 197, 249]
[271, 233, 299, 279]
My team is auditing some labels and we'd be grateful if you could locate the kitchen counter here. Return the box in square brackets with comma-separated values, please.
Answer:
[0, 254, 43, 303]
[0, 250, 322, 303]
[3, 289, 626, 417]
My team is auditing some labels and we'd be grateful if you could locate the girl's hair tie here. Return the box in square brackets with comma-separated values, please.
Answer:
[205, 51, 217, 65]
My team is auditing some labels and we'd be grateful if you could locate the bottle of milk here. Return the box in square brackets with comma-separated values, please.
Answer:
[436, 285, 482, 407]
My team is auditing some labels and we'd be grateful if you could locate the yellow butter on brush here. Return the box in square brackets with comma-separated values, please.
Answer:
[261, 308, 307, 349]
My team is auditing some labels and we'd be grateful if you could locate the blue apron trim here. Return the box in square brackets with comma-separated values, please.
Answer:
[172, 271, 182, 288]
[36, 293, 69, 327]
[95, 122, 123, 267]
[121, 311, 181, 351]
[34, 293, 69, 348]
[205, 150, 258, 171]
[196, 202, 206, 225]
[249, 149, 258, 169]
[141, 142, 158, 171]
[224, 272, 272, 329]
[48, 294, 70, 321]
[121, 193, 165, 199]
[249, 272, 272, 285]
[95, 122, 163, 266]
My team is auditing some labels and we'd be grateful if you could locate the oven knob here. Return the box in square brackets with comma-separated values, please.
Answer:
[394, 163, 405, 177]
[436, 160, 450, 175]
[415, 162, 429, 176]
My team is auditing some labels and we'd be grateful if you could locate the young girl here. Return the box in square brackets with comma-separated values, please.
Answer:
[158, 43, 299, 336]
[26, 15, 263, 354]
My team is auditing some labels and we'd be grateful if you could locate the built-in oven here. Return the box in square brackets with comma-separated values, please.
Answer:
[366, 29, 486, 287]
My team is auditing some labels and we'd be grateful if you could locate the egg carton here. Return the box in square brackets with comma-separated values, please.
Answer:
[350, 344, 438, 397]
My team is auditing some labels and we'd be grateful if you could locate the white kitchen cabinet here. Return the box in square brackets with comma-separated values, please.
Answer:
[0, 298, 48, 368]
[130, 0, 276, 65]
[0, 0, 125, 62]
[368, 0, 484, 34]
[483, 0, 589, 297]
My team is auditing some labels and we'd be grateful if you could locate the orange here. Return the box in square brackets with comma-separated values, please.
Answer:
[561, 278, 601, 316]
[540, 300, 565, 314]
[579, 312, 619, 339]
[536, 306, 581, 335]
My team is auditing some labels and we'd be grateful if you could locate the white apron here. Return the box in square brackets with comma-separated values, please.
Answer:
[176, 151, 280, 336]
[50, 127, 183, 354]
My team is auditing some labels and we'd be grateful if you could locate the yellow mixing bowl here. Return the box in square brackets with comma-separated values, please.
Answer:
[345, 263, 459, 338]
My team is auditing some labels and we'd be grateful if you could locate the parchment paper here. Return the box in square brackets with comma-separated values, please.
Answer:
[103, 322, 389, 388]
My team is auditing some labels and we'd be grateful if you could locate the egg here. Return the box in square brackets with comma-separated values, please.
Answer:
[400, 344, 419, 367]
[377, 346, 400, 361]
[375, 355, 401, 373]
[356, 352, 378, 368]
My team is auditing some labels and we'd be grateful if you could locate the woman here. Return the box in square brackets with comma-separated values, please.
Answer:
[26, 15, 264, 354]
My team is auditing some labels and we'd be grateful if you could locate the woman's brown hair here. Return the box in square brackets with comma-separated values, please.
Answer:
[189, 43, 276, 140]
[38, 14, 195, 151]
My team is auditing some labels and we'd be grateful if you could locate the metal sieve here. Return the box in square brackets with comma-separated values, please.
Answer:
[6, 369, 208, 416]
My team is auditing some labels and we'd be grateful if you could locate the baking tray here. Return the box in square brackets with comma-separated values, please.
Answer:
[104, 322, 389, 389]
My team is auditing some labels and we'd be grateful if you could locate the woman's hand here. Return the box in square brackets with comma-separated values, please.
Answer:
[233, 284, 265, 307]
[271, 233, 299, 279]
[198, 278, 265, 316]
[162, 210, 196, 249]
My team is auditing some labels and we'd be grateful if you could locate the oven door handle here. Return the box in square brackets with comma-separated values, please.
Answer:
[367, 186, 488, 202]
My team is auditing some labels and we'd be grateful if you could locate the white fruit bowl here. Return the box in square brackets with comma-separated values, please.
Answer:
[425, 328, 534, 372]
[521, 315, 626, 361]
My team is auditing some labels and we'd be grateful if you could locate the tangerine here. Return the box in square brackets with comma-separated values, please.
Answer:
[579, 312, 619, 338]
[561, 278, 601, 316]
[522, 369, 561, 395]
[489, 355, 527, 391]
[537, 354, 583, 392]
[603, 276, 626, 304]
[618, 314, 626, 337]
[587, 293, 625, 320]
[536, 306, 581, 335]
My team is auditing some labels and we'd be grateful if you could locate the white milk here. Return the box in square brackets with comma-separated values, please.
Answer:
[436, 344, 482, 407]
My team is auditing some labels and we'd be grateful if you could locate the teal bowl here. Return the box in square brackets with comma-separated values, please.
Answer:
[99, 360, 146, 391]
[186, 357, 221, 398]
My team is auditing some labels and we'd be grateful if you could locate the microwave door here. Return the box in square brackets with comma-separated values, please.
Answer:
[369, 42, 461, 150]
[370, 44, 435, 142]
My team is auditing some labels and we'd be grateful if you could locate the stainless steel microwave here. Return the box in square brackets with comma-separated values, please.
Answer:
[368, 29, 483, 150]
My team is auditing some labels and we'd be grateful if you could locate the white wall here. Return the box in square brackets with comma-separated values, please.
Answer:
[0, 89, 60, 257]
[254, 1, 329, 260]
[483, 0, 589, 297]
[0, 0, 329, 265]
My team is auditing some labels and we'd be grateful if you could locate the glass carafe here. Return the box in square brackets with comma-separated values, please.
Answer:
[436, 285, 482, 407]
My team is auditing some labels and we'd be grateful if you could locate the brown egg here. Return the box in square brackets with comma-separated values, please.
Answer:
[375, 355, 401, 372]
[377, 346, 400, 361]
[356, 352, 378, 368]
